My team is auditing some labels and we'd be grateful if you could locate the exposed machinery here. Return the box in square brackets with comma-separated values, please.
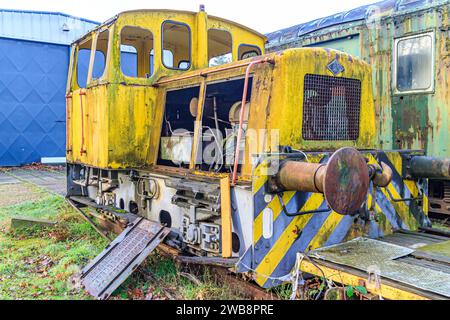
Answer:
[66, 7, 450, 299]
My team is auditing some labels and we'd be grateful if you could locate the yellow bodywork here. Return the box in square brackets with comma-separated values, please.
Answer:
[67, 9, 266, 169]
[67, 11, 376, 180]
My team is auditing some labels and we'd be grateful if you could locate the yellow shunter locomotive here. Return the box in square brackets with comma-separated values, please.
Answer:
[66, 8, 450, 300]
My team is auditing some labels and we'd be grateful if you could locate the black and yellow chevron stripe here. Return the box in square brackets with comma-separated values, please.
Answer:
[247, 150, 430, 288]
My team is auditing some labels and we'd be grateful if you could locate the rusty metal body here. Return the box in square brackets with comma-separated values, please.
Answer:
[64, 8, 448, 298]
[410, 156, 450, 180]
[276, 161, 326, 193]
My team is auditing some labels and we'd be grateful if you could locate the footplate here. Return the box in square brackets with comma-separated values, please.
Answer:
[80, 217, 170, 299]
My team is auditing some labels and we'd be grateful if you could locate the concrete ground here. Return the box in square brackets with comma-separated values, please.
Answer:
[0, 166, 66, 198]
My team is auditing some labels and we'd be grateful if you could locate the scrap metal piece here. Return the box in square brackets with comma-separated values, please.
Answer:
[10, 216, 57, 230]
[67, 198, 111, 241]
[309, 237, 450, 298]
[80, 217, 170, 300]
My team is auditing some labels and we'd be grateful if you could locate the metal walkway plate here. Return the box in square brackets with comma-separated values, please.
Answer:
[309, 237, 450, 298]
[80, 217, 170, 300]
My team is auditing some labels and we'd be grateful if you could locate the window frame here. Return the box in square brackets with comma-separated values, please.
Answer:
[161, 20, 192, 71]
[67, 45, 76, 93]
[393, 31, 435, 95]
[207, 28, 233, 67]
[119, 25, 155, 79]
[90, 28, 110, 83]
[75, 36, 95, 89]
[154, 84, 202, 172]
[238, 44, 262, 60]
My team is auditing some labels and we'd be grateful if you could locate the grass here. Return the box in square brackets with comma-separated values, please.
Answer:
[0, 180, 250, 300]
[0, 194, 107, 299]
[113, 256, 249, 300]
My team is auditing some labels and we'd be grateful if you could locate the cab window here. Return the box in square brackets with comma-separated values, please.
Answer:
[120, 26, 154, 78]
[208, 29, 232, 67]
[395, 32, 434, 93]
[76, 38, 93, 88]
[238, 44, 261, 60]
[162, 21, 191, 70]
[92, 29, 109, 80]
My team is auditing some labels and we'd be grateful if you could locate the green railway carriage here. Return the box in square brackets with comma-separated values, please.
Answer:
[266, 0, 450, 215]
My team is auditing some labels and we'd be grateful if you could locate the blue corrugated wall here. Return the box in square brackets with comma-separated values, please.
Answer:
[0, 38, 69, 166]
[0, 37, 138, 166]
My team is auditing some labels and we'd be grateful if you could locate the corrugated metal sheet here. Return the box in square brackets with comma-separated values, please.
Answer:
[266, 0, 447, 48]
[0, 9, 98, 45]
[0, 9, 99, 166]
[0, 38, 68, 165]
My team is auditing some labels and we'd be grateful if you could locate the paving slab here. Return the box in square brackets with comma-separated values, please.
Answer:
[0, 171, 20, 185]
[0, 167, 66, 196]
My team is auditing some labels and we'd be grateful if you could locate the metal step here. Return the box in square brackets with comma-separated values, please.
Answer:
[80, 217, 170, 300]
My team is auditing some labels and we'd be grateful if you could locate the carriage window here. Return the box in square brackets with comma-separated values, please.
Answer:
[120, 26, 154, 78]
[162, 21, 191, 70]
[208, 29, 232, 67]
[395, 33, 434, 92]
[92, 29, 109, 80]
[238, 44, 261, 60]
[76, 38, 93, 88]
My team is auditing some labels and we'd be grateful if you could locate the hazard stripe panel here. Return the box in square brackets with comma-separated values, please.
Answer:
[250, 150, 430, 288]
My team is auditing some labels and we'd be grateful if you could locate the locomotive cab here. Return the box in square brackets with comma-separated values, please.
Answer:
[66, 8, 265, 170]
[66, 8, 450, 299]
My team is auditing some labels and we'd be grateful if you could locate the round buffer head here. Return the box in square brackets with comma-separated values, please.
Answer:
[323, 147, 370, 215]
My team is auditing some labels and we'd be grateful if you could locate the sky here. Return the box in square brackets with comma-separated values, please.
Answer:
[0, 0, 378, 34]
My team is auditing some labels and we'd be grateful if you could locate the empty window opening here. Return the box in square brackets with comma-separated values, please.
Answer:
[395, 33, 433, 92]
[158, 86, 200, 168]
[76, 38, 93, 88]
[162, 21, 191, 70]
[208, 29, 232, 67]
[92, 29, 109, 80]
[197, 78, 252, 173]
[120, 26, 154, 78]
[238, 44, 261, 60]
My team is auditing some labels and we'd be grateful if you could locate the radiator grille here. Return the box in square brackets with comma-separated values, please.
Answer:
[302, 74, 361, 141]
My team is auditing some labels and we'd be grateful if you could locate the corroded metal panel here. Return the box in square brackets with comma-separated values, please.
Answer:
[310, 237, 450, 298]
[66, 10, 267, 170]
[80, 218, 170, 300]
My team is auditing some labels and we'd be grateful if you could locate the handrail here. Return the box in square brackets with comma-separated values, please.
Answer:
[231, 57, 275, 186]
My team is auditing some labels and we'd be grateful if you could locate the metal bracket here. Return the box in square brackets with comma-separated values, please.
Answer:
[382, 186, 422, 203]
[277, 193, 331, 217]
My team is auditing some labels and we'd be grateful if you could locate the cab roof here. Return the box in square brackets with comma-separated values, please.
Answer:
[73, 8, 267, 45]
